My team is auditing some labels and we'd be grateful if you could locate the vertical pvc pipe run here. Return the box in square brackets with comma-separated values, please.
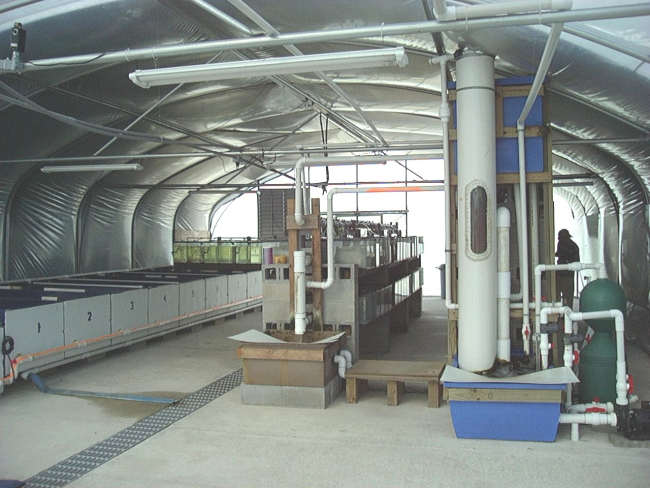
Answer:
[456, 51, 497, 372]
[517, 23, 565, 362]
[540, 306, 569, 370]
[429, 54, 458, 311]
[517, 126, 532, 359]
[497, 207, 511, 362]
[294, 158, 306, 226]
[529, 184, 540, 272]
[294, 250, 307, 334]
[613, 311, 629, 406]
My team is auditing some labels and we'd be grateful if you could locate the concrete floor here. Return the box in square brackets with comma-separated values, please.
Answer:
[1, 298, 649, 487]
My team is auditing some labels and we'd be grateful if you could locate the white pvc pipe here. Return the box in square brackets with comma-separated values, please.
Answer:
[513, 144, 533, 356]
[517, 22, 565, 361]
[294, 157, 306, 226]
[497, 207, 511, 362]
[456, 52, 497, 372]
[535, 263, 607, 372]
[339, 349, 353, 369]
[534, 262, 607, 336]
[568, 402, 615, 414]
[433, 0, 573, 22]
[559, 412, 617, 426]
[429, 55, 458, 311]
[294, 250, 308, 335]
[529, 184, 540, 272]
[309, 186, 444, 292]
[568, 309, 628, 406]
[540, 306, 571, 371]
[559, 411, 617, 441]
[509, 300, 561, 310]
[512, 184, 531, 350]
[334, 355, 347, 378]
[290, 154, 439, 227]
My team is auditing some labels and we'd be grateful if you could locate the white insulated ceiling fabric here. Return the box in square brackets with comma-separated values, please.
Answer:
[0, 0, 648, 294]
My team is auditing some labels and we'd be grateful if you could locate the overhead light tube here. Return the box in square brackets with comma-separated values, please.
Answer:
[41, 163, 143, 173]
[129, 47, 408, 88]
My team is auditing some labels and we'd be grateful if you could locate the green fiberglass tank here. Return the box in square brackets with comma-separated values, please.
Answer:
[578, 278, 626, 404]
[579, 278, 627, 333]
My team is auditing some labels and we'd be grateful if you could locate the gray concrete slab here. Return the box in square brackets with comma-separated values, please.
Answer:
[2, 298, 649, 487]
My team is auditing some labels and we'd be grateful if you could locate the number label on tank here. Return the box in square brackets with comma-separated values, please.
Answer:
[37, 322, 41, 333]
[87, 311, 93, 321]
[163, 294, 167, 302]
[130, 301, 135, 310]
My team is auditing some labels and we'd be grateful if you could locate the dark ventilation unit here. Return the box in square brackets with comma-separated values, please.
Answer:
[258, 190, 290, 239]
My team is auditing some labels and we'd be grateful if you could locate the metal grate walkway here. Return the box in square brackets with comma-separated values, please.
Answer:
[24, 369, 243, 488]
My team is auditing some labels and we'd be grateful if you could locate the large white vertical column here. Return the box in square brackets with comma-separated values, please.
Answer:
[456, 51, 497, 372]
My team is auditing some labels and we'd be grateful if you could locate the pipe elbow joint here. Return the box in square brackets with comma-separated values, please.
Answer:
[436, 10, 456, 22]
[339, 349, 353, 369]
[552, 0, 573, 11]
[334, 355, 347, 378]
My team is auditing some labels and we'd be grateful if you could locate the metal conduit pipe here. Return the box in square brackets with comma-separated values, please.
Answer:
[516, 22, 565, 358]
[188, 0, 257, 35]
[429, 54, 458, 311]
[12, 4, 649, 74]
[433, 0, 572, 22]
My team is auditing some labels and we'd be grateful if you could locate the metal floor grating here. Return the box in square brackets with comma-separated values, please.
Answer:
[24, 369, 243, 488]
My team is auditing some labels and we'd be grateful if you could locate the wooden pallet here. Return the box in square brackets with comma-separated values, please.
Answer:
[345, 360, 446, 407]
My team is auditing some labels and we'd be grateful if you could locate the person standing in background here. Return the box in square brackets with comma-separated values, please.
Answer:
[555, 229, 580, 306]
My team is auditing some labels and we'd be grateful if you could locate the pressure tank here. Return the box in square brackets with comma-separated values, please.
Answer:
[578, 278, 626, 404]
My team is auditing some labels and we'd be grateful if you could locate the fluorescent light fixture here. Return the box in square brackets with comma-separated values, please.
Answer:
[189, 190, 256, 194]
[41, 163, 143, 173]
[129, 47, 408, 88]
[271, 153, 443, 168]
